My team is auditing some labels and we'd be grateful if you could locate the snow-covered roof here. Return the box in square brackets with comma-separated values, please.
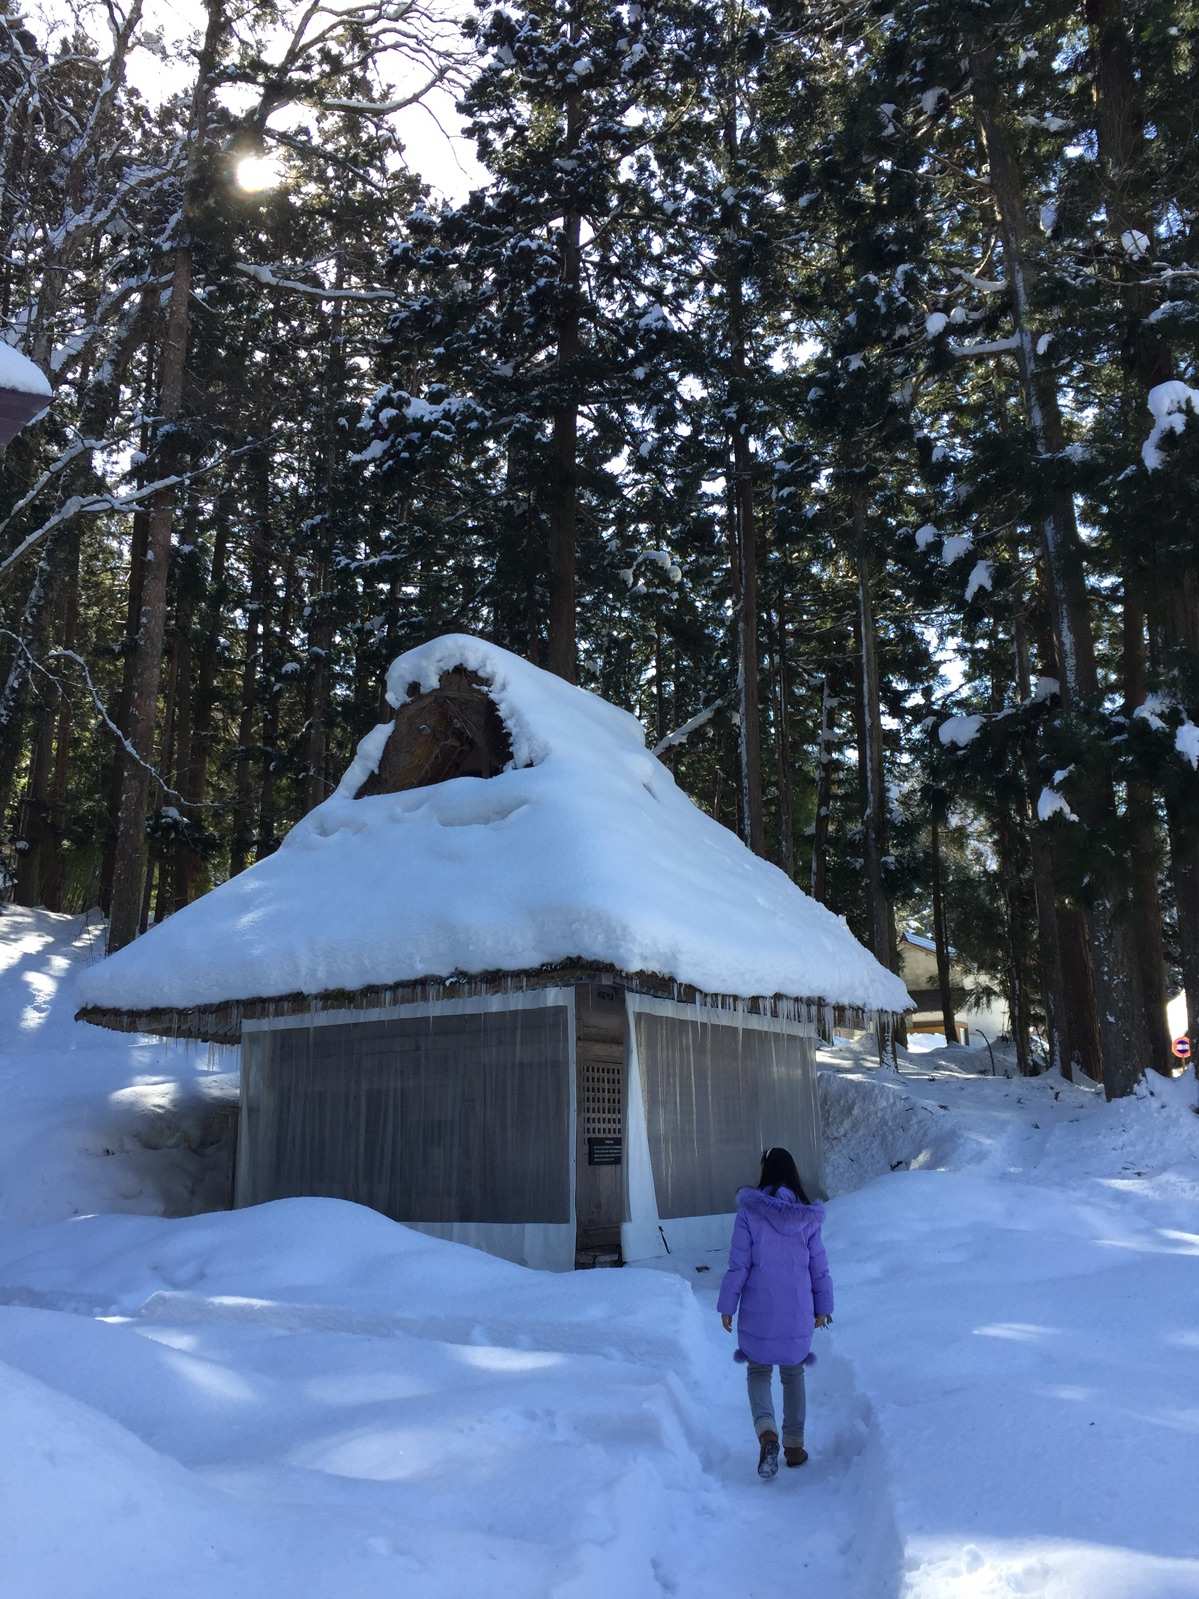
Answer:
[0, 343, 51, 443]
[78, 635, 911, 1018]
[0, 342, 51, 397]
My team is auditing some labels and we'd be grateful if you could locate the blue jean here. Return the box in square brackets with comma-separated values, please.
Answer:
[747, 1360, 806, 1446]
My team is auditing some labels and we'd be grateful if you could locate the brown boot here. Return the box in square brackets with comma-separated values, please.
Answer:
[784, 1444, 808, 1468]
[757, 1431, 780, 1480]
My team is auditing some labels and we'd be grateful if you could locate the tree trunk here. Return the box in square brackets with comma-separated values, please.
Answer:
[972, 47, 1139, 1096]
[993, 802, 1033, 1074]
[105, 299, 189, 947]
[303, 272, 344, 814]
[41, 531, 81, 912]
[1122, 573, 1172, 1073]
[546, 67, 582, 684]
[1057, 907, 1103, 1082]
[1012, 601, 1070, 1077]
[653, 618, 666, 748]
[771, 603, 795, 877]
[724, 268, 764, 851]
[13, 675, 55, 906]
[853, 492, 890, 970]
[810, 674, 835, 903]
[10, 529, 74, 904]
[99, 469, 152, 913]
[229, 500, 269, 878]
[303, 556, 334, 815]
[106, 0, 225, 952]
[151, 621, 180, 927]
[930, 814, 958, 1044]
[162, 528, 197, 917]
[1084, 0, 1173, 392]
[1086, 0, 1199, 1062]
[1156, 582, 1199, 1057]
[1165, 794, 1199, 1057]
[177, 486, 231, 908]
[0, 546, 58, 831]
[257, 552, 295, 860]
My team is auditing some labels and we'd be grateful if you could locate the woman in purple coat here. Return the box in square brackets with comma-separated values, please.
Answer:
[717, 1147, 833, 1480]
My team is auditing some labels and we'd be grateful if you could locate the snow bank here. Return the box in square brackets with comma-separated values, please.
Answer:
[0, 906, 235, 1225]
[0, 341, 51, 396]
[822, 1054, 1199, 1599]
[818, 1064, 967, 1195]
[4, 916, 1199, 1599]
[0, 1196, 709, 1369]
[79, 635, 911, 1017]
[0, 1201, 733, 1599]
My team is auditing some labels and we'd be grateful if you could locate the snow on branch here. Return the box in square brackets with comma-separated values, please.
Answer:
[619, 547, 683, 592]
[950, 268, 1006, 295]
[938, 714, 984, 748]
[0, 436, 103, 547]
[964, 560, 994, 601]
[653, 697, 727, 757]
[48, 648, 198, 805]
[1037, 785, 1078, 823]
[323, 65, 455, 117]
[948, 335, 1020, 359]
[235, 263, 396, 303]
[0, 451, 252, 582]
[937, 676, 1061, 752]
[1142, 380, 1199, 470]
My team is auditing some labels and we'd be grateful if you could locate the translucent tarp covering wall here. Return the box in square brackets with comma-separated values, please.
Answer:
[635, 1012, 824, 1217]
[238, 1005, 572, 1224]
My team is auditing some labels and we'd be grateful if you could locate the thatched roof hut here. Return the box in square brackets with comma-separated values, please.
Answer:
[79, 635, 910, 1268]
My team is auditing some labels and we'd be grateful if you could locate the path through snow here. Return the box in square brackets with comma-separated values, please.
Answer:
[0, 1198, 900, 1599]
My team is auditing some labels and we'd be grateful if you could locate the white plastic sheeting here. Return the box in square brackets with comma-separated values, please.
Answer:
[237, 991, 576, 1270]
[621, 996, 822, 1263]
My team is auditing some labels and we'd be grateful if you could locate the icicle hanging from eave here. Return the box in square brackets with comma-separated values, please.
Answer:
[77, 962, 891, 1046]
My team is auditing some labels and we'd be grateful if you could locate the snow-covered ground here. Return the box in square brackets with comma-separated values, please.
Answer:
[1, 905, 1197, 1598]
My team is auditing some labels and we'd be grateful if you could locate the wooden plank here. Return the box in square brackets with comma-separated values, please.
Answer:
[576, 1037, 624, 1061]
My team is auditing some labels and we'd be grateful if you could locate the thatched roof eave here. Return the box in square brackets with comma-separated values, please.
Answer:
[76, 958, 901, 1045]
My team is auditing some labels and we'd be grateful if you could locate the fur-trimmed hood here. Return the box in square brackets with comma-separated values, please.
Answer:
[735, 1185, 825, 1236]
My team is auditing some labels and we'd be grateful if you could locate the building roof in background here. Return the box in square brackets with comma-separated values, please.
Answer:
[901, 927, 957, 959]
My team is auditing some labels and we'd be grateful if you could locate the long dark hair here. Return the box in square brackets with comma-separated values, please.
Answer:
[759, 1146, 811, 1204]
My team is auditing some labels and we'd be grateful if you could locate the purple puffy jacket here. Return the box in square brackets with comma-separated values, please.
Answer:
[716, 1186, 834, 1367]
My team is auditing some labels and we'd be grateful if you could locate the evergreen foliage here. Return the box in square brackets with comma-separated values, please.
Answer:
[1, 0, 1197, 1096]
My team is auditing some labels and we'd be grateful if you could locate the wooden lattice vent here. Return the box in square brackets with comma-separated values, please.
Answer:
[354, 667, 515, 798]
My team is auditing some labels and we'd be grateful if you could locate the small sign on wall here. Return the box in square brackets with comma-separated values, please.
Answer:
[588, 1136, 622, 1166]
